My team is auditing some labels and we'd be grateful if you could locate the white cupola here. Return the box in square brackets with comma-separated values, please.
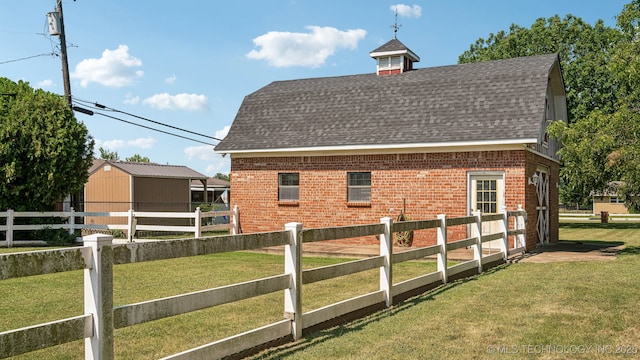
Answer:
[369, 38, 420, 76]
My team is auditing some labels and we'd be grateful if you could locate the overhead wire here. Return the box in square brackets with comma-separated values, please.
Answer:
[0, 53, 57, 65]
[0, 22, 59, 65]
[72, 97, 223, 142]
[72, 96, 221, 146]
[87, 110, 218, 146]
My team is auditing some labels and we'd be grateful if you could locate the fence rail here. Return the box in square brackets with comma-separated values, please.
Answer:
[0, 206, 239, 248]
[0, 206, 526, 360]
[559, 212, 640, 222]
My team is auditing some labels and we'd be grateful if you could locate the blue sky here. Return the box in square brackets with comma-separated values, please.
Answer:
[0, 1, 631, 177]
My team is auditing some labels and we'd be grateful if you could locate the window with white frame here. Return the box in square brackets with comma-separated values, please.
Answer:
[278, 173, 299, 201]
[610, 197, 623, 204]
[476, 179, 498, 213]
[347, 172, 371, 202]
[377, 56, 402, 70]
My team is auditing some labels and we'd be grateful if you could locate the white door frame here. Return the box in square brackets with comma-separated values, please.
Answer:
[467, 171, 505, 249]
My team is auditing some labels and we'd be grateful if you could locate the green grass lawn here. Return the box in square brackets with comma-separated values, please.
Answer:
[2, 224, 639, 359]
[0, 248, 434, 359]
[248, 224, 640, 359]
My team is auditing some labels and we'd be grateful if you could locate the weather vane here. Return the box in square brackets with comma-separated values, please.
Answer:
[391, 8, 402, 38]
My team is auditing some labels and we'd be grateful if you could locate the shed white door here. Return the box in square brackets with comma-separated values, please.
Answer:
[535, 168, 550, 245]
[469, 174, 505, 250]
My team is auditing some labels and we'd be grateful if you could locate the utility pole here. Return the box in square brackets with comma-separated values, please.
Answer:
[58, 0, 72, 106]
[50, 0, 72, 106]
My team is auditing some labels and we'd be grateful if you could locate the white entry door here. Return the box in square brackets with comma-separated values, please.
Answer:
[469, 173, 505, 249]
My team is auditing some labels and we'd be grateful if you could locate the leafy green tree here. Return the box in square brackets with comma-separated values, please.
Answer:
[546, 1, 640, 209]
[547, 111, 621, 208]
[98, 147, 119, 160]
[610, 0, 640, 110]
[0, 78, 94, 211]
[125, 154, 150, 162]
[458, 6, 640, 207]
[214, 172, 230, 181]
[459, 14, 622, 123]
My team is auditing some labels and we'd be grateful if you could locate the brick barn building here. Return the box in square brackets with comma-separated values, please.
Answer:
[214, 39, 566, 251]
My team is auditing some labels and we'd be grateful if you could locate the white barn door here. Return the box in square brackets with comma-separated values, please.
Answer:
[535, 168, 550, 245]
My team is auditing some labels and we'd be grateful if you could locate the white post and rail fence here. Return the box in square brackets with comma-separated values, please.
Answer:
[0, 206, 526, 359]
[559, 212, 640, 223]
[0, 206, 240, 248]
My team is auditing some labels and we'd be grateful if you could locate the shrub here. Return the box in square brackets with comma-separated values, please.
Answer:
[35, 227, 78, 246]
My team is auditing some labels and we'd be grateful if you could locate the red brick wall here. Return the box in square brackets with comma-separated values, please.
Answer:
[230, 150, 555, 250]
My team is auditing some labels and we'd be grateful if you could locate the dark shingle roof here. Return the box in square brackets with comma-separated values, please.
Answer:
[90, 160, 207, 180]
[215, 54, 560, 152]
[371, 38, 411, 53]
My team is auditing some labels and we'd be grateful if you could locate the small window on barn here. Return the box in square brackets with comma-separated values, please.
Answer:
[610, 197, 622, 204]
[278, 173, 299, 201]
[347, 172, 371, 202]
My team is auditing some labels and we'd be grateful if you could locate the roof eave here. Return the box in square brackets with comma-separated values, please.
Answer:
[215, 138, 538, 156]
[369, 49, 420, 62]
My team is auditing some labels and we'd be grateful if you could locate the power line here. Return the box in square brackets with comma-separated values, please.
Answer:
[0, 53, 56, 65]
[74, 106, 217, 146]
[72, 97, 223, 141]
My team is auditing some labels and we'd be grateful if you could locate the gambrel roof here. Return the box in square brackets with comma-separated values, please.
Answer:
[215, 54, 563, 153]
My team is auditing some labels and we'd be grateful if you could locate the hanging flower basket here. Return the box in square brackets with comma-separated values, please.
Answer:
[395, 213, 414, 247]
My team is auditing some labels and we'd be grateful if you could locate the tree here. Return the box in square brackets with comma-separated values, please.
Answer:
[98, 147, 119, 161]
[546, 1, 640, 209]
[610, 0, 640, 110]
[458, 7, 639, 207]
[214, 172, 230, 181]
[125, 154, 150, 162]
[0, 78, 94, 211]
[459, 14, 622, 123]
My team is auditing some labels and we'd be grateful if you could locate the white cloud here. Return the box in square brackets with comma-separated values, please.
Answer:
[391, 4, 422, 18]
[142, 93, 209, 111]
[246, 26, 366, 68]
[165, 74, 177, 84]
[123, 93, 140, 105]
[184, 145, 217, 161]
[184, 145, 230, 176]
[96, 139, 126, 149]
[37, 79, 54, 88]
[205, 161, 229, 176]
[71, 45, 143, 88]
[214, 125, 230, 140]
[95, 137, 156, 150]
[127, 137, 157, 149]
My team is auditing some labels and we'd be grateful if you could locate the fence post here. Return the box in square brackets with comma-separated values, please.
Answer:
[472, 210, 483, 273]
[7, 209, 14, 248]
[69, 207, 76, 235]
[516, 204, 526, 250]
[379, 217, 393, 307]
[500, 206, 508, 261]
[284, 222, 303, 340]
[194, 207, 202, 238]
[127, 209, 134, 242]
[436, 214, 447, 284]
[232, 205, 240, 235]
[83, 234, 114, 360]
